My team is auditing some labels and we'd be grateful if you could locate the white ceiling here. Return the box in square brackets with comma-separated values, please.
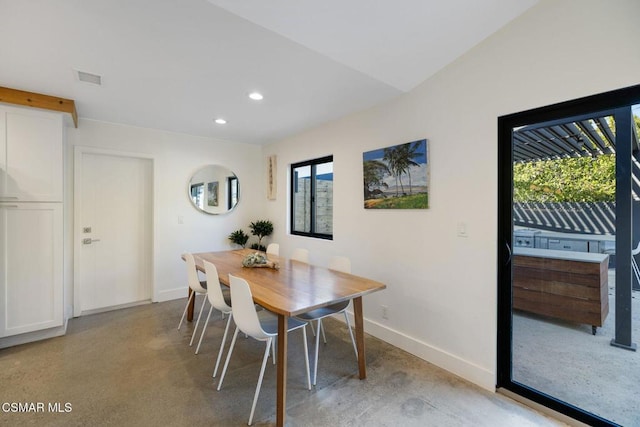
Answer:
[0, 0, 537, 145]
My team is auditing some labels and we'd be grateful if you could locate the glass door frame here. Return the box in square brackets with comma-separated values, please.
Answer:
[497, 83, 640, 426]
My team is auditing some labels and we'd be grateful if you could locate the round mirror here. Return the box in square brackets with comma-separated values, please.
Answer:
[188, 165, 239, 215]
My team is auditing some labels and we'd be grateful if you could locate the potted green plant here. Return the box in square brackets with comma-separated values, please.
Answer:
[228, 229, 249, 248]
[249, 220, 274, 252]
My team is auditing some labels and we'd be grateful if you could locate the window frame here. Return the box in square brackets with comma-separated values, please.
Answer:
[290, 155, 334, 240]
[227, 176, 238, 210]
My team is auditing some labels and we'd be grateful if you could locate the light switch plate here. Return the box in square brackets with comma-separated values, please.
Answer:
[457, 222, 468, 237]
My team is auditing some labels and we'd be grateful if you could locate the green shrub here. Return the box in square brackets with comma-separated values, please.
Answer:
[249, 220, 274, 249]
[228, 229, 249, 248]
[513, 155, 615, 203]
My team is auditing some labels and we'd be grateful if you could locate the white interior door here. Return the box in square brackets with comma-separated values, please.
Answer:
[75, 149, 153, 315]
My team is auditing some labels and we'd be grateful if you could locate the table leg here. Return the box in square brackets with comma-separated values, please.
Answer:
[353, 296, 367, 379]
[276, 313, 288, 427]
[187, 288, 194, 322]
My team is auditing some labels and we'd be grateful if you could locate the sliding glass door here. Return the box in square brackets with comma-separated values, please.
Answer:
[498, 85, 640, 426]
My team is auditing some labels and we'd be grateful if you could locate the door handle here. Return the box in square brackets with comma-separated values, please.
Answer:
[504, 241, 512, 266]
[82, 238, 101, 245]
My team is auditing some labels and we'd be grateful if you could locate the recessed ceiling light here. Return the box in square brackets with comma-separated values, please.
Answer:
[248, 92, 263, 101]
[214, 118, 227, 125]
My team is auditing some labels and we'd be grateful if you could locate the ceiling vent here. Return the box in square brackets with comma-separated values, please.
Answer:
[75, 70, 102, 86]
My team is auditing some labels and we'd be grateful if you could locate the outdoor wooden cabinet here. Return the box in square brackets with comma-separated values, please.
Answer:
[513, 248, 609, 335]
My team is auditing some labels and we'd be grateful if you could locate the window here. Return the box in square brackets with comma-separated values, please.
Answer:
[290, 155, 333, 239]
[227, 176, 238, 210]
[190, 182, 204, 209]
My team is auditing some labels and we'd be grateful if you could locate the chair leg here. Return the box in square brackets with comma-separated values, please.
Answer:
[217, 326, 239, 391]
[319, 319, 327, 344]
[302, 326, 311, 390]
[343, 312, 358, 358]
[313, 319, 321, 386]
[248, 337, 273, 426]
[271, 337, 276, 364]
[213, 313, 233, 378]
[195, 304, 214, 354]
[190, 294, 208, 346]
[310, 321, 316, 336]
[177, 291, 195, 330]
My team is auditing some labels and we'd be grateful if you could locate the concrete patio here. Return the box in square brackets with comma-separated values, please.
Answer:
[513, 269, 640, 426]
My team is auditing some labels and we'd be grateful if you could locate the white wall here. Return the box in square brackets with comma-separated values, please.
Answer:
[64, 119, 262, 316]
[262, 0, 640, 390]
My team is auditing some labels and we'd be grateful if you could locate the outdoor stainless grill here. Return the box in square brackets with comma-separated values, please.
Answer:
[513, 229, 539, 248]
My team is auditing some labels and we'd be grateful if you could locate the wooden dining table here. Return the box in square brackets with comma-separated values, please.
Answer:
[184, 249, 386, 427]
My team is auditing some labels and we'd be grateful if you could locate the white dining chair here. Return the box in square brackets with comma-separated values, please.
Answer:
[217, 274, 310, 426]
[178, 254, 208, 348]
[295, 255, 358, 386]
[290, 248, 309, 263]
[193, 261, 232, 377]
[266, 243, 279, 256]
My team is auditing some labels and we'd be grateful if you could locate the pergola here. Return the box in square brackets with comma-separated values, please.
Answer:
[513, 113, 640, 235]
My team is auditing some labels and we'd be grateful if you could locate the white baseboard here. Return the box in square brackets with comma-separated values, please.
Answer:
[157, 286, 188, 302]
[0, 321, 68, 350]
[341, 311, 495, 392]
[79, 300, 151, 316]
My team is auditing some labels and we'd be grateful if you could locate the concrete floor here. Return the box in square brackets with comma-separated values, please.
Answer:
[513, 270, 640, 426]
[0, 299, 564, 426]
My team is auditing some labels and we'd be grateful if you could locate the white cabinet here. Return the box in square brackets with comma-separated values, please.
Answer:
[0, 106, 63, 202]
[0, 203, 63, 337]
[0, 104, 64, 342]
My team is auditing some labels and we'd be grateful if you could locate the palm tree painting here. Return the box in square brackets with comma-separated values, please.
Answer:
[363, 139, 428, 209]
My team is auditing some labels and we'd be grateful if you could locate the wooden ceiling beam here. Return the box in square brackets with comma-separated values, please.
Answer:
[0, 86, 78, 127]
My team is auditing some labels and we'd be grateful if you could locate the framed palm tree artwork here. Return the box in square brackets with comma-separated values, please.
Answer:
[363, 139, 429, 209]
